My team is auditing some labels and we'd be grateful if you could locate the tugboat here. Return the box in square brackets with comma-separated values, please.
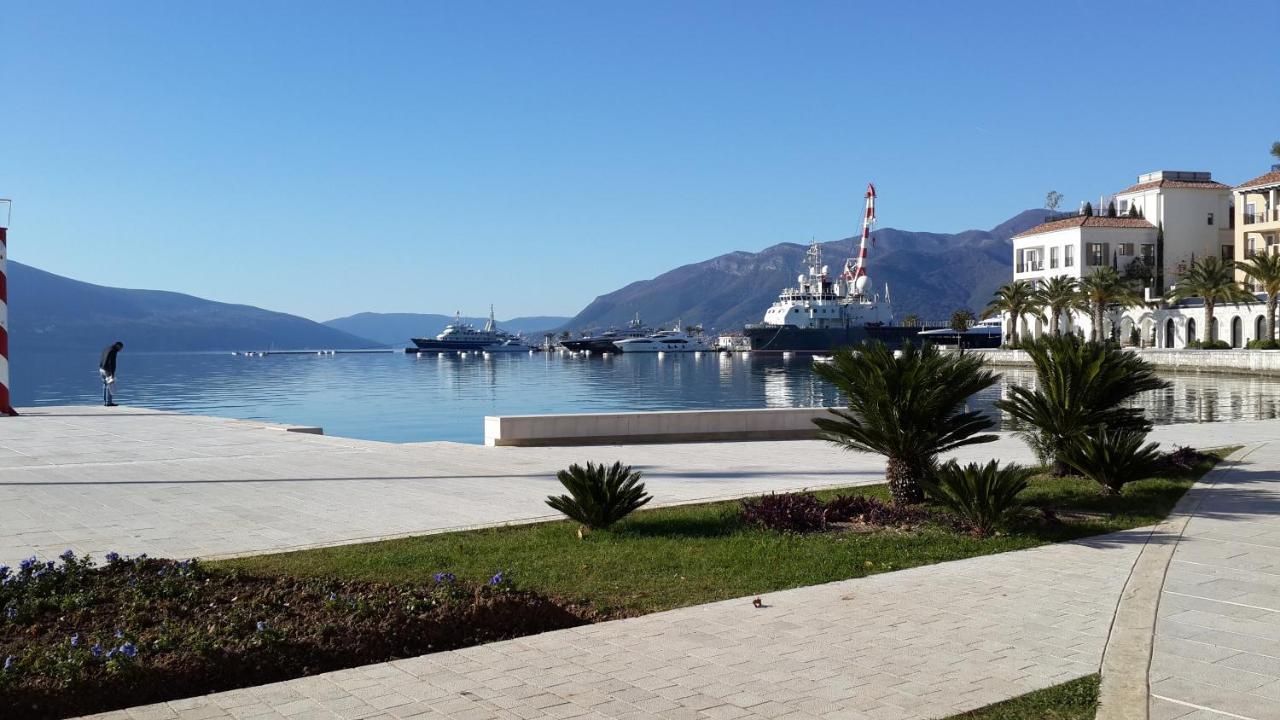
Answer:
[559, 314, 653, 353]
[743, 184, 922, 353]
[411, 307, 517, 351]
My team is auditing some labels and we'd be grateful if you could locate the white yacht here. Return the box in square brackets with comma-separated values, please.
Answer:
[613, 329, 711, 353]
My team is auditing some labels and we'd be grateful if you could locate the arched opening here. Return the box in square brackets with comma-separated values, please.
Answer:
[1119, 317, 1136, 346]
[1258, 315, 1269, 342]
[1232, 316, 1243, 348]
[1140, 317, 1155, 348]
[1187, 318, 1197, 345]
[1165, 318, 1175, 348]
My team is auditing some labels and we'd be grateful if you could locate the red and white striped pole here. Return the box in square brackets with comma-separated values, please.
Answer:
[0, 199, 16, 417]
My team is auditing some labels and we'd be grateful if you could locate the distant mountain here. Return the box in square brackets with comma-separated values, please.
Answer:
[323, 312, 572, 346]
[10, 261, 377, 352]
[564, 209, 1049, 333]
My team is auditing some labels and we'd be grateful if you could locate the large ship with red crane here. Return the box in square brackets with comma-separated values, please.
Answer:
[743, 184, 923, 353]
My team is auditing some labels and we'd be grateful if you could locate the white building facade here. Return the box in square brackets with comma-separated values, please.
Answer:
[1009, 170, 1265, 347]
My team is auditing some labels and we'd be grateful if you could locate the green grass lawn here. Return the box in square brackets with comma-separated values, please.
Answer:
[222, 450, 1231, 617]
[944, 675, 1099, 719]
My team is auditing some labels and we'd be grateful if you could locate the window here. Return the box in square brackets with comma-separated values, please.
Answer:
[1141, 243, 1156, 260]
[1118, 243, 1133, 256]
[1118, 200, 1129, 214]
[1087, 242, 1107, 266]
[1065, 245, 1075, 267]
[1049, 247, 1059, 269]
[1208, 212, 1215, 226]
[1222, 245, 1234, 261]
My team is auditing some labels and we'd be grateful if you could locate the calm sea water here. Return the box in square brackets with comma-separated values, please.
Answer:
[12, 350, 1280, 444]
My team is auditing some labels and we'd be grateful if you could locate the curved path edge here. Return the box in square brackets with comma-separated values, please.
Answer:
[1095, 444, 1260, 720]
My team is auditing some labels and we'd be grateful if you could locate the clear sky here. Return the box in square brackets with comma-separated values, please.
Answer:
[3, 1, 1277, 321]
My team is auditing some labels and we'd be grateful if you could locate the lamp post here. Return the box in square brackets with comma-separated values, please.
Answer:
[0, 199, 16, 416]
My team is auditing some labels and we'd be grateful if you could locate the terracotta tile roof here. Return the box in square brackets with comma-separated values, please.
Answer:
[1116, 179, 1232, 194]
[1235, 170, 1280, 191]
[1013, 216, 1155, 239]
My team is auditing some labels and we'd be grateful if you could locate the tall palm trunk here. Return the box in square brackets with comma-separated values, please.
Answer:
[1051, 307, 1062, 336]
[1205, 300, 1216, 344]
[885, 456, 927, 505]
[1267, 294, 1278, 341]
[1092, 303, 1105, 342]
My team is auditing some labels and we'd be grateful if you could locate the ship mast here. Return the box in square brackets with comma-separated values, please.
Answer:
[842, 183, 876, 297]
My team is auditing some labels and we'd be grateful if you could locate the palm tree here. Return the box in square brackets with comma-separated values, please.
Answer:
[982, 281, 1039, 346]
[1036, 275, 1080, 336]
[1238, 253, 1280, 342]
[1078, 267, 1144, 342]
[812, 342, 1000, 505]
[995, 335, 1170, 474]
[1166, 256, 1254, 344]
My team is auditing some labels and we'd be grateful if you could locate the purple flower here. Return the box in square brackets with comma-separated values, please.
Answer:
[114, 629, 124, 639]
[119, 643, 137, 658]
[105, 552, 120, 564]
[106, 648, 116, 659]
[0, 565, 9, 578]
[44, 561, 55, 571]
[5, 607, 16, 620]
[70, 634, 80, 647]
[18, 557, 36, 572]
[59, 549, 75, 562]
[488, 572, 504, 586]
[2, 656, 13, 671]
[256, 621, 266, 633]
[434, 572, 456, 583]
[90, 643, 103, 658]
[327, 592, 337, 601]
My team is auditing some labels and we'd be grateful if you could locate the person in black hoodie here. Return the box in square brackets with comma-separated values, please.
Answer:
[99, 341, 123, 407]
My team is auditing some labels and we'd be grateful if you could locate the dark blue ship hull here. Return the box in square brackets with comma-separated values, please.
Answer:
[744, 324, 924, 353]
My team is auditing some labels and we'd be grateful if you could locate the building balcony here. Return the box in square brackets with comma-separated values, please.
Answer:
[1244, 208, 1280, 226]
[1015, 261, 1044, 273]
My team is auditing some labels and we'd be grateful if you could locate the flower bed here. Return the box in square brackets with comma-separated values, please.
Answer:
[0, 553, 591, 719]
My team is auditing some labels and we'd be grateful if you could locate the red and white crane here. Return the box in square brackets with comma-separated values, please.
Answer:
[842, 183, 876, 296]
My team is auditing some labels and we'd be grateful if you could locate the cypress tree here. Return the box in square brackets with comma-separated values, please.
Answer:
[1084, 202, 1094, 217]
[1107, 200, 1117, 218]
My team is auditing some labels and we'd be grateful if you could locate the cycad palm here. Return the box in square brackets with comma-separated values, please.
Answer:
[982, 281, 1039, 346]
[994, 335, 1170, 474]
[545, 462, 652, 530]
[1078, 267, 1144, 341]
[1166, 256, 1254, 344]
[1037, 275, 1081, 336]
[813, 342, 1000, 505]
[1237, 253, 1280, 341]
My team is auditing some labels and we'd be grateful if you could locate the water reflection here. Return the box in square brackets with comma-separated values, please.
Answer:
[11, 351, 1280, 444]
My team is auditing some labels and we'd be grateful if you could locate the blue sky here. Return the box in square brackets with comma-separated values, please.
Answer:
[2, 1, 1276, 320]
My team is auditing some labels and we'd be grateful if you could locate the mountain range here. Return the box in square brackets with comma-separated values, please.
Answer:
[563, 209, 1048, 332]
[9, 207, 1046, 351]
[9, 261, 376, 352]
[323, 313, 571, 347]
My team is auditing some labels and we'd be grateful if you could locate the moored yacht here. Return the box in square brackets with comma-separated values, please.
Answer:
[613, 329, 711, 353]
[560, 314, 653, 353]
[411, 307, 517, 351]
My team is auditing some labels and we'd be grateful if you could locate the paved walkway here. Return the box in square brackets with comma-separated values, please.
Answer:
[1150, 442, 1280, 720]
[84, 528, 1150, 720]
[3, 407, 1275, 567]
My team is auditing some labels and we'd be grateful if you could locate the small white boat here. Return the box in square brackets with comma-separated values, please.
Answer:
[812, 355, 833, 364]
[613, 329, 712, 353]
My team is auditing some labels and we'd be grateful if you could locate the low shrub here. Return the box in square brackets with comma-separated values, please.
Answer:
[740, 492, 828, 533]
[1247, 338, 1280, 349]
[546, 461, 651, 531]
[824, 494, 929, 527]
[1187, 339, 1231, 350]
[1061, 427, 1162, 495]
[919, 460, 1033, 537]
[0, 553, 586, 719]
[1160, 445, 1210, 474]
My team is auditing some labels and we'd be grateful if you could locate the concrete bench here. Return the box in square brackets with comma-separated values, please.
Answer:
[484, 407, 835, 447]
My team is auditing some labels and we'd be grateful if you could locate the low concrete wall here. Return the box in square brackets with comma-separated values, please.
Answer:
[484, 407, 833, 447]
[970, 348, 1280, 376]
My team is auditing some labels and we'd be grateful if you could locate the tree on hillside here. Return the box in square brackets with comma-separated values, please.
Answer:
[1239, 253, 1280, 342]
[902, 314, 921, 327]
[1045, 191, 1063, 213]
[1167, 256, 1254, 344]
[982, 281, 1040, 346]
[1078, 267, 1144, 341]
[950, 309, 975, 333]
